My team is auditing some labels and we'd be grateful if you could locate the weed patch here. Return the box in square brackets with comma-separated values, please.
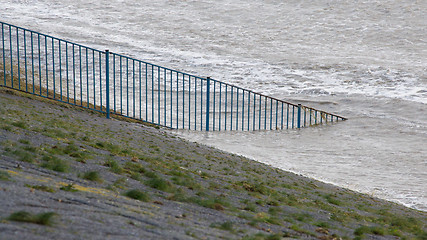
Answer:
[82, 171, 102, 183]
[210, 221, 234, 232]
[145, 178, 175, 192]
[325, 194, 342, 206]
[8, 211, 56, 226]
[11, 149, 35, 163]
[25, 184, 56, 192]
[104, 159, 124, 174]
[0, 170, 11, 181]
[242, 233, 283, 240]
[124, 189, 150, 202]
[354, 225, 385, 236]
[124, 162, 146, 174]
[41, 155, 69, 172]
[187, 196, 229, 211]
[11, 121, 27, 129]
[60, 184, 78, 192]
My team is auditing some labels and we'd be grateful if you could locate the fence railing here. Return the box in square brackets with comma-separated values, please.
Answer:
[0, 21, 346, 131]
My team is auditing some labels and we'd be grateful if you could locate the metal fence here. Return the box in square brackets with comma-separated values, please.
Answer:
[0, 21, 346, 131]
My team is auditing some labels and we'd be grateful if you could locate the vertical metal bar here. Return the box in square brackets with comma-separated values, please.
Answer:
[92, 50, 95, 108]
[72, 44, 76, 102]
[225, 85, 228, 130]
[99, 52, 102, 111]
[133, 60, 136, 118]
[105, 50, 110, 119]
[163, 69, 167, 126]
[213, 80, 216, 131]
[236, 88, 239, 131]
[194, 76, 202, 130]
[297, 104, 301, 129]
[151, 65, 154, 122]
[287, 104, 289, 129]
[170, 70, 172, 126]
[120, 56, 123, 114]
[16, 28, 21, 90]
[264, 96, 267, 130]
[200, 78, 203, 131]
[219, 82, 222, 131]
[36, 34, 40, 94]
[127, 58, 129, 116]
[143, 62, 145, 121]
[79, 46, 82, 106]
[188, 75, 191, 129]
[158, 67, 160, 124]
[258, 95, 261, 130]
[24, 30, 28, 91]
[45, 36, 48, 96]
[66, 42, 69, 101]
[242, 90, 245, 131]
[315, 110, 317, 124]
[9, 26, 13, 88]
[281, 102, 284, 130]
[163, 68, 166, 125]
[58, 39, 61, 99]
[52, 38, 55, 99]
[206, 77, 210, 131]
[292, 105, 295, 129]
[86, 48, 89, 107]
[275, 100, 278, 130]
[253, 94, 256, 131]
[113, 54, 115, 112]
[1, 23, 5, 86]
[247, 92, 251, 131]
[270, 98, 273, 130]
[230, 86, 233, 130]
[146, 63, 148, 120]
[176, 72, 179, 129]
[182, 73, 185, 129]
[310, 109, 312, 125]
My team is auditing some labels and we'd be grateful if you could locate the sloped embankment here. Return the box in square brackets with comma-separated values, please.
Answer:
[0, 88, 426, 240]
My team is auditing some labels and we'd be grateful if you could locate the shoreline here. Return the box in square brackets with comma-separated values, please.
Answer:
[172, 136, 426, 213]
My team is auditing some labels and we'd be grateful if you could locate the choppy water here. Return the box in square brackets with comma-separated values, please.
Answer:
[1, 0, 426, 210]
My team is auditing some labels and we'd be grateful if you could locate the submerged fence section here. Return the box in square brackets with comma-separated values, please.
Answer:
[0, 21, 346, 131]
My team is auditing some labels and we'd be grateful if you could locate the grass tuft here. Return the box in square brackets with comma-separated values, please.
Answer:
[104, 159, 124, 174]
[211, 221, 234, 232]
[60, 184, 79, 192]
[124, 189, 150, 202]
[26, 184, 56, 192]
[41, 155, 69, 172]
[82, 171, 102, 182]
[0, 170, 11, 181]
[354, 225, 385, 236]
[145, 178, 175, 192]
[8, 211, 56, 226]
[11, 121, 27, 129]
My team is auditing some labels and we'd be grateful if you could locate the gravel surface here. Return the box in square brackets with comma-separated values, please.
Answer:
[0, 88, 426, 240]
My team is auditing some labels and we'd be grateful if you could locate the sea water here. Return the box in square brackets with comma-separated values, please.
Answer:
[1, 0, 425, 210]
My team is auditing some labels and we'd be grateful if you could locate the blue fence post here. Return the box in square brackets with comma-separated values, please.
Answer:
[105, 50, 110, 119]
[206, 77, 211, 131]
[297, 104, 302, 129]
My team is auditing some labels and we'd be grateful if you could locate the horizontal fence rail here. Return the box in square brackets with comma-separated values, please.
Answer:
[0, 21, 347, 131]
